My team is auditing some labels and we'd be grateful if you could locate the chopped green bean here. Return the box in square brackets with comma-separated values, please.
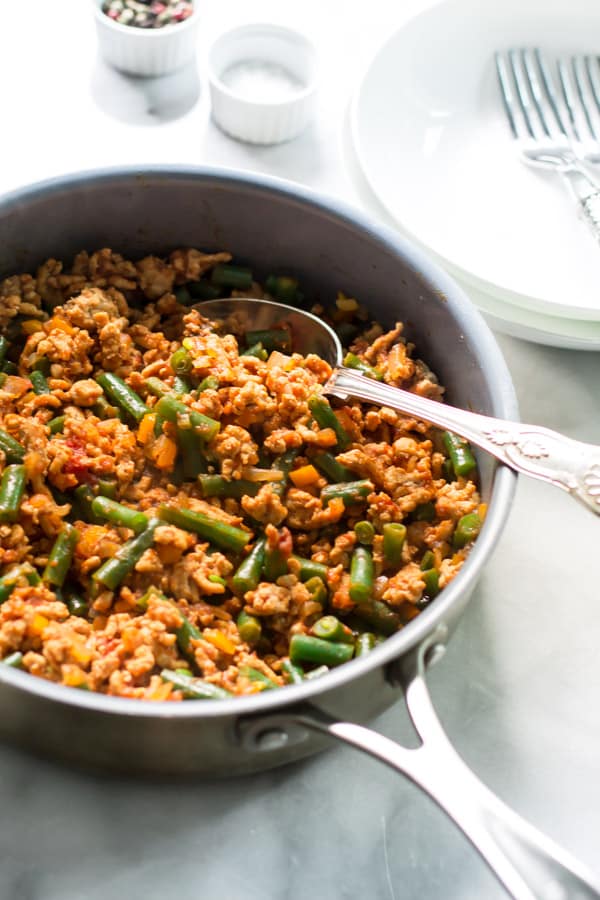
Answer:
[160, 668, 231, 700]
[29, 370, 50, 394]
[242, 342, 268, 360]
[245, 328, 291, 353]
[311, 615, 354, 643]
[308, 396, 351, 450]
[172, 375, 191, 395]
[136, 586, 167, 612]
[198, 475, 260, 499]
[232, 538, 266, 595]
[420, 550, 435, 571]
[66, 592, 88, 617]
[349, 547, 374, 604]
[43, 524, 79, 587]
[264, 537, 289, 582]
[0, 465, 26, 524]
[354, 600, 402, 636]
[0, 429, 25, 463]
[170, 347, 193, 375]
[48, 415, 66, 434]
[355, 632, 377, 657]
[265, 274, 301, 304]
[443, 431, 476, 477]
[343, 352, 383, 381]
[92, 518, 160, 591]
[270, 448, 299, 498]
[0, 563, 40, 604]
[453, 512, 482, 549]
[188, 280, 222, 301]
[73, 485, 104, 524]
[421, 568, 440, 598]
[177, 424, 207, 479]
[90, 496, 149, 533]
[197, 375, 219, 392]
[2, 361, 18, 375]
[145, 377, 170, 398]
[321, 479, 372, 508]
[311, 451, 354, 483]
[239, 665, 278, 690]
[290, 555, 328, 582]
[354, 520, 375, 545]
[93, 396, 122, 421]
[210, 263, 253, 290]
[32, 356, 51, 376]
[304, 665, 330, 680]
[383, 523, 406, 567]
[236, 610, 262, 646]
[281, 658, 304, 684]
[1, 651, 23, 668]
[155, 395, 220, 442]
[290, 634, 354, 667]
[304, 575, 328, 606]
[158, 506, 251, 553]
[176, 611, 202, 657]
[97, 372, 149, 423]
[96, 478, 118, 500]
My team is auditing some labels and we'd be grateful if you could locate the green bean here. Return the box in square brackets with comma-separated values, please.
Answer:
[239, 665, 278, 690]
[421, 568, 440, 598]
[290, 555, 329, 582]
[281, 658, 304, 684]
[263, 538, 289, 582]
[245, 328, 291, 353]
[290, 634, 354, 667]
[48, 415, 66, 434]
[155, 395, 220, 443]
[90, 496, 148, 533]
[0, 563, 40, 604]
[304, 575, 328, 607]
[175, 612, 202, 657]
[308, 396, 351, 450]
[354, 600, 402, 636]
[443, 431, 476, 477]
[160, 668, 231, 700]
[383, 523, 406, 567]
[270, 448, 299, 498]
[0, 429, 25, 463]
[1, 651, 23, 668]
[304, 665, 330, 680]
[197, 375, 219, 392]
[232, 537, 266, 595]
[0, 373, 6, 388]
[136, 586, 167, 612]
[188, 280, 222, 301]
[420, 550, 435, 571]
[43, 524, 79, 587]
[32, 356, 51, 376]
[354, 520, 375, 545]
[0, 465, 26, 523]
[158, 506, 251, 553]
[355, 632, 377, 657]
[242, 342, 268, 360]
[66, 592, 88, 617]
[2, 361, 18, 375]
[174, 424, 205, 479]
[210, 263, 253, 289]
[236, 610, 262, 646]
[311, 451, 354, 483]
[198, 475, 260, 499]
[96, 478, 118, 500]
[311, 615, 354, 643]
[173, 375, 191, 395]
[145, 377, 170, 398]
[97, 372, 149, 423]
[349, 546, 374, 604]
[265, 274, 301, 304]
[91, 517, 160, 591]
[170, 347, 193, 375]
[343, 352, 383, 381]
[73, 484, 104, 524]
[413, 501, 436, 522]
[0, 337, 8, 368]
[453, 512, 482, 549]
[29, 370, 50, 395]
[321, 479, 372, 508]
[93, 396, 122, 421]
[442, 458, 456, 483]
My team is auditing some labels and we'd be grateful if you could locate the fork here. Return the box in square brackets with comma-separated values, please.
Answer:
[495, 48, 600, 240]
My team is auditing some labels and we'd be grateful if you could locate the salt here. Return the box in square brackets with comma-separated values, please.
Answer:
[221, 59, 304, 103]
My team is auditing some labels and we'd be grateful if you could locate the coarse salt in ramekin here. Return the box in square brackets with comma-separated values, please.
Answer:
[93, 0, 200, 78]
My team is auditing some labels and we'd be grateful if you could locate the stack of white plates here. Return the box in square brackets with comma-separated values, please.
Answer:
[347, 0, 600, 350]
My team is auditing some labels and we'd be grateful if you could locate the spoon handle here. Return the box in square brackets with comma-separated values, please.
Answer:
[327, 367, 600, 515]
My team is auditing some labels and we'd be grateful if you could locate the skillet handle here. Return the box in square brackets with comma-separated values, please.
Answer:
[240, 644, 600, 900]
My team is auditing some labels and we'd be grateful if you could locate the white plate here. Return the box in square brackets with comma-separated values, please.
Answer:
[341, 102, 600, 350]
[350, 0, 600, 322]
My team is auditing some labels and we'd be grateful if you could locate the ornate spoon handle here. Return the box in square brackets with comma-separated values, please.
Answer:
[327, 367, 600, 515]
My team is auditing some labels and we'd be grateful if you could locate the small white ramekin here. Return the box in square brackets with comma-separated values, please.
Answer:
[93, 0, 200, 77]
[207, 23, 319, 145]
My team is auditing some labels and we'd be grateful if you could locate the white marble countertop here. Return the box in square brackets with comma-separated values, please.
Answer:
[2, 2, 600, 899]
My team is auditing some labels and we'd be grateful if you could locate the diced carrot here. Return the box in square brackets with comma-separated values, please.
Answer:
[289, 464, 320, 488]
[266, 351, 293, 370]
[203, 629, 236, 656]
[137, 412, 157, 445]
[478, 503, 488, 521]
[314, 427, 338, 448]
[28, 613, 50, 637]
[62, 666, 88, 688]
[21, 319, 45, 335]
[71, 641, 92, 666]
[148, 680, 173, 701]
[46, 316, 75, 335]
[150, 434, 177, 471]
[76, 525, 110, 558]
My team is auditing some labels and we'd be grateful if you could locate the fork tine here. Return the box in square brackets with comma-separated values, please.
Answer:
[533, 49, 569, 138]
[521, 48, 552, 137]
[571, 55, 597, 139]
[508, 49, 539, 139]
[585, 56, 600, 118]
[495, 52, 519, 138]
[557, 59, 582, 142]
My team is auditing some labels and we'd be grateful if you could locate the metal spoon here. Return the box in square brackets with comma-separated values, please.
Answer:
[198, 298, 600, 515]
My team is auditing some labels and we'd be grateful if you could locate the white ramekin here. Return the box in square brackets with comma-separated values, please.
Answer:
[207, 23, 319, 145]
[93, 0, 200, 77]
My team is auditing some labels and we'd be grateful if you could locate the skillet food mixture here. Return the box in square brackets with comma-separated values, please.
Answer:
[0, 248, 483, 701]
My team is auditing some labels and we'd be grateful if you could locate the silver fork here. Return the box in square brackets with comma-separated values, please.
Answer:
[495, 48, 600, 241]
